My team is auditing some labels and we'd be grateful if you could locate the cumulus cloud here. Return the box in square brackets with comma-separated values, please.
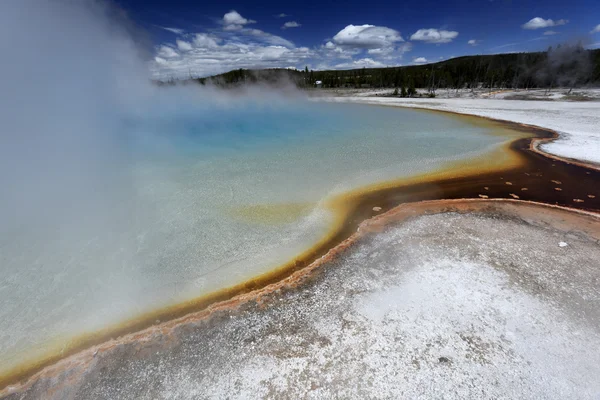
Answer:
[152, 28, 311, 79]
[193, 33, 221, 48]
[367, 47, 391, 55]
[410, 28, 458, 44]
[281, 21, 301, 30]
[592, 25, 600, 34]
[157, 45, 179, 59]
[318, 24, 406, 68]
[321, 40, 360, 58]
[413, 57, 428, 64]
[153, 15, 409, 77]
[522, 17, 568, 30]
[222, 11, 256, 31]
[467, 39, 479, 46]
[176, 39, 193, 51]
[366, 42, 412, 57]
[332, 24, 404, 49]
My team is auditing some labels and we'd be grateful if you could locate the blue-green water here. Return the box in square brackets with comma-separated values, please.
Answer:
[0, 98, 515, 373]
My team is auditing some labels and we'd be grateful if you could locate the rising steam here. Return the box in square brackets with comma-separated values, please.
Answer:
[0, 0, 308, 371]
[0, 0, 150, 227]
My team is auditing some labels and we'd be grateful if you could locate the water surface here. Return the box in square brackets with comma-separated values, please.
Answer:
[0, 99, 516, 374]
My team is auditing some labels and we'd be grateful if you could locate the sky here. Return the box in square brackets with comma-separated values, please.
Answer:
[112, 0, 600, 79]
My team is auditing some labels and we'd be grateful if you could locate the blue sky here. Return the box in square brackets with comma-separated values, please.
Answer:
[113, 0, 600, 78]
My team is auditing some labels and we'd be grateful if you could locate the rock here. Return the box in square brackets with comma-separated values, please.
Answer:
[559, 242, 568, 247]
[372, 207, 382, 212]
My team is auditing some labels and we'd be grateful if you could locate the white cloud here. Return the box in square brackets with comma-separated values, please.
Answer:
[367, 47, 390, 55]
[281, 21, 301, 30]
[193, 33, 220, 49]
[413, 57, 428, 64]
[332, 24, 404, 49]
[410, 28, 458, 44]
[467, 39, 479, 46]
[275, 13, 289, 18]
[152, 15, 410, 78]
[320, 34, 411, 65]
[591, 25, 600, 34]
[157, 45, 179, 59]
[152, 11, 315, 78]
[321, 45, 359, 59]
[543, 30, 559, 35]
[397, 42, 413, 53]
[322, 40, 359, 56]
[176, 40, 193, 51]
[245, 28, 295, 48]
[152, 28, 312, 79]
[161, 27, 184, 35]
[222, 10, 256, 31]
[522, 17, 568, 30]
[334, 57, 386, 69]
[366, 42, 412, 57]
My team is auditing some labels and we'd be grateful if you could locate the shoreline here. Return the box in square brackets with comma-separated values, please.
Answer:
[318, 96, 600, 168]
[2, 108, 600, 395]
[4, 198, 600, 398]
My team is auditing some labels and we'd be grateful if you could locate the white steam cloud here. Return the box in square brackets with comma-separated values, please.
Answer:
[0, 0, 150, 228]
[0, 0, 308, 372]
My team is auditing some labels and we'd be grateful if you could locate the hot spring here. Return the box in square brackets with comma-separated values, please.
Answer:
[0, 94, 526, 376]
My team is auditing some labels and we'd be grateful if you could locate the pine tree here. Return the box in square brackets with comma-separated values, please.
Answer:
[304, 66, 309, 87]
[408, 78, 416, 97]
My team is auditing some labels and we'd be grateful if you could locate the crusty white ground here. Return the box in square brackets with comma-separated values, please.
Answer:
[321, 95, 600, 165]
[317, 88, 600, 101]
[24, 211, 599, 400]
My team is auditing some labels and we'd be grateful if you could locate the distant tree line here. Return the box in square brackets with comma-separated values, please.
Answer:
[156, 68, 307, 88]
[157, 46, 600, 92]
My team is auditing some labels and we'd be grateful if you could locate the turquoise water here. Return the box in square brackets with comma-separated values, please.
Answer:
[0, 98, 511, 372]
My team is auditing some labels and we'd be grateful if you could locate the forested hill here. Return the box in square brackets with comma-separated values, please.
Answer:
[161, 47, 600, 90]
